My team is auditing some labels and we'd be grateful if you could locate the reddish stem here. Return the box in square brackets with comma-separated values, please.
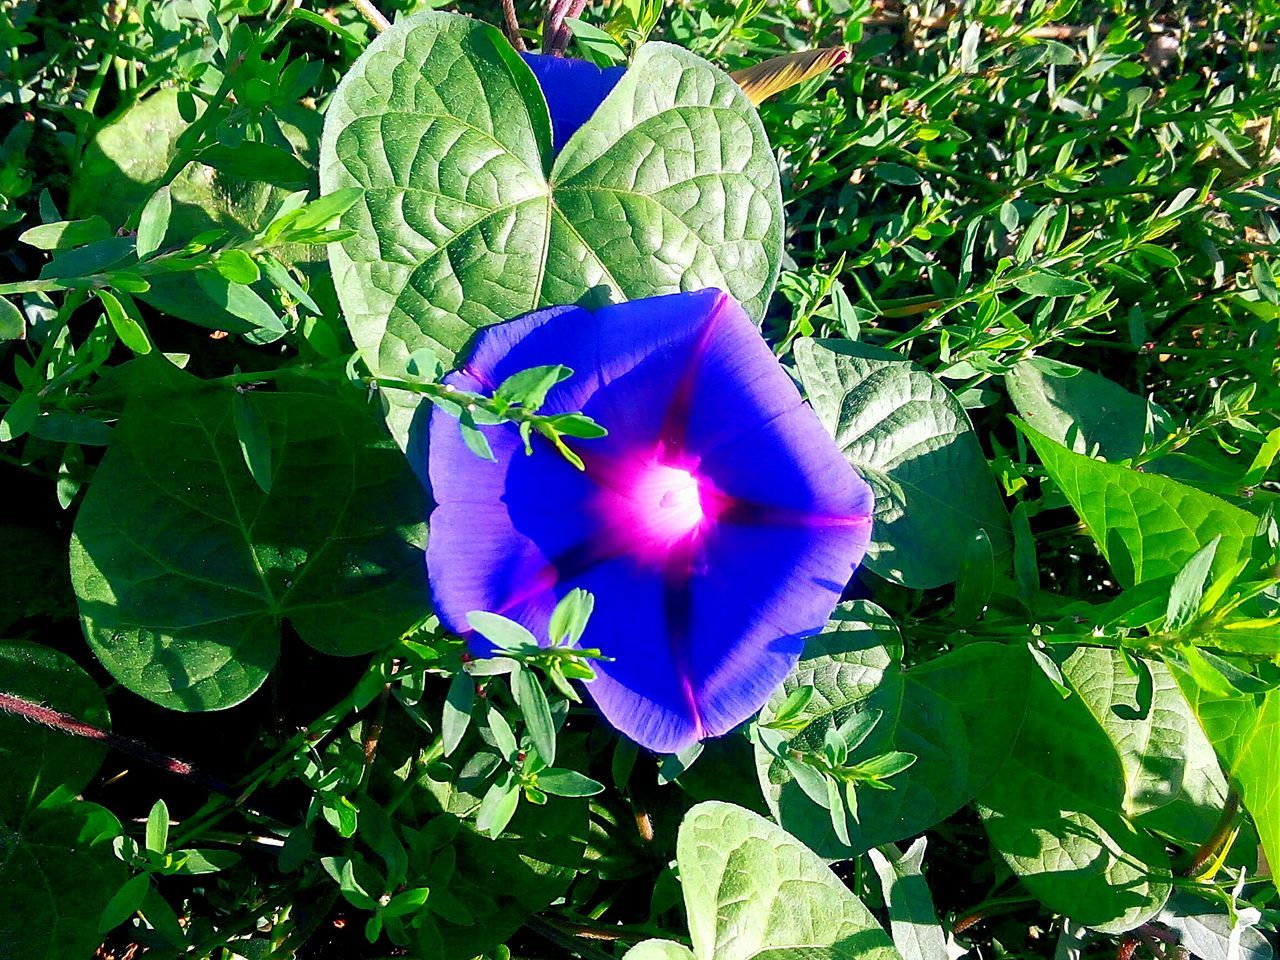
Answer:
[502, 0, 528, 52]
[0, 690, 233, 797]
[1185, 789, 1241, 877]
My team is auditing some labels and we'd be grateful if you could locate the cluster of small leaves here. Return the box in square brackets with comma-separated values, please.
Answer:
[371, 353, 609, 470]
[757, 696, 917, 846]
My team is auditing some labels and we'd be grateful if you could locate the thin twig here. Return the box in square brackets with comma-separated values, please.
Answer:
[361, 684, 391, 766]
[0, 690, 233, 797]
[501, 0, 528, 52]
[351, 0, 390, 33]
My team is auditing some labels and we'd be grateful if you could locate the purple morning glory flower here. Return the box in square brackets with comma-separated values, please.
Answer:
[426, 290, 874, 753]
[521, 53, 625, 154]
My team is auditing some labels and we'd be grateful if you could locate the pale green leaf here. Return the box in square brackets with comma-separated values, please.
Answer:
[795, 338, 1010, 588]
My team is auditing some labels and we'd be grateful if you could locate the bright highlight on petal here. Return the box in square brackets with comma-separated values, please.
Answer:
[426, 290, 874, 753]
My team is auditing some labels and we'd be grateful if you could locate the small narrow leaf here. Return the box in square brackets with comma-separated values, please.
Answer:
[548, 588, 595, 646]
[467, 611, 538, 651]
[99, 875, 150, 934]
[195, 270, 287, 334]
[512, 667, 556, 766]
[1165, 536, 1221, 631]
[1013, 270, 1092, 298]
[487, 706, 519, 762]
[537, 768, 605, 797]
[146, 799, 169, 854]
[475, 774, 521, 838]
[136, 186, 172, 258]
[442, 671, 474, 757]
[827, 776, 852, 845]
[97, 290, 152, 356]
[20, 216, 113, 251]
[0, 295, 25, 341]
[232, 391, 273, 494]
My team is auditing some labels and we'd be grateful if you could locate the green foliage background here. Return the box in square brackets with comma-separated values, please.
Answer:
[0, 0, 1277, 959]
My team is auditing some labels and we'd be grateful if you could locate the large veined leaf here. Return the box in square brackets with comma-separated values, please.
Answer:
[1020, 422, 1257, 587]
[1063, 647, 1228, 845]
[795, 338, 1010, 587]
[625, 943, 695, 960]
[1005, 359, 1244, 492]
[70, 361, 429, 711]
[0, 641, 109, 821]
[626, 800, 901, 960]
[0, 799, 125, 960]
[320, 12, 782, 380]
[1005, 357, 1165, 462]
[1157, 892, 1275, 960]
[754, 602, 1031, 857]
[1174, 675, 1280, 878]
[978, 665, 1173, 934]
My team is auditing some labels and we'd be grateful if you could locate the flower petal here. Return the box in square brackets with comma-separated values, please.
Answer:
[685, 517, 871, 737]
[567, 557, 703, 753]
[426, 289, 876, 753]
[426, 385, 600, 645]
[521, 53, 625, 155]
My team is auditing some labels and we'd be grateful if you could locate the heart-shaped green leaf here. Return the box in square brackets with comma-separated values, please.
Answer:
[673, 801, 901, 960]
[320, 12, 782, 380]
[1018, 421, 1257, 587]
[795, 338, 1011, 588]
[978, 663, 1173, 934]
[1064, 646, 1229, 845]
[0, 799, 125, 960]
[70, 361, 429, 711]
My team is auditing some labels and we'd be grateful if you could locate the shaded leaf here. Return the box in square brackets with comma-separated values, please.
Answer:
[70, 361, 428, 710]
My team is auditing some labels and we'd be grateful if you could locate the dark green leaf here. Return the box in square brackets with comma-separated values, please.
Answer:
[0, 295, 25, 340]
[1019, 421, 1257, 587]
[536, 768, 605, 797]
[1013, 270, 1092, 297]
[0, 800, 125, 960]
[232, 389, 274, 494]
[978, 663, 1172, 933]
[97, 289, 152, 355]
[70, 362, 428, 710]
[0, 640, 110, 820]
[1165, 536, 1220, 631]
[19, 216, 113, 251]
[199, 141, 310, 188]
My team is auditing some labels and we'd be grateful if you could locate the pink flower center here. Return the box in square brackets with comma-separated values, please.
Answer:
[634, 463, 705, 541]
[590, 454, 726, 563]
